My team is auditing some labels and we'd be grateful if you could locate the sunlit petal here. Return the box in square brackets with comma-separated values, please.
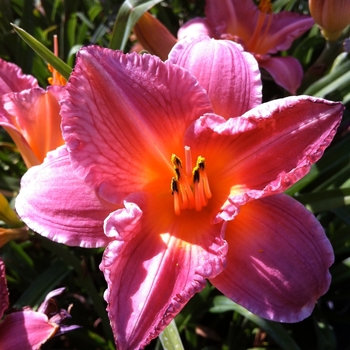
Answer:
[0, 58, 38, 95]
[0, 86, 64, 167]
[16, 146, 116, 247]
[168, 36, 262, 119]
[210, 194, 333, 322]
[61, 46, 213, 204]
[101, 194, 227, 350]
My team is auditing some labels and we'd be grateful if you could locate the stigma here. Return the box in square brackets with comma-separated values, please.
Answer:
[171, 146, 212, 215]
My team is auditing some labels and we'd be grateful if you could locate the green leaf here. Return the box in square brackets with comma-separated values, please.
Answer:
[109, 0, 163, 51]
[304, 54, 350, 97]
[11, 23, 72, 80]
[159, 319, 185, 350]
[14, 259, 71, 309]
[210, 296, 301, 350]
[295, 188, 350, 212]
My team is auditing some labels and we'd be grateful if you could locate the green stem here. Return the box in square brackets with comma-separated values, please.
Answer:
[299, 39, 342, 93]
[159, 319, 184, 350]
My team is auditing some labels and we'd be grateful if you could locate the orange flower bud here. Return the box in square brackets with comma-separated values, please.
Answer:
[133, 12, 177, 60]
[309, 0, 350, 41]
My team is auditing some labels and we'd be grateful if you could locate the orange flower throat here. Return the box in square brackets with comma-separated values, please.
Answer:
[171, 146, 212, 215]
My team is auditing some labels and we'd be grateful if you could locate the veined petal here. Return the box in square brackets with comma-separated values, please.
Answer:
[100, 194, 227, 350]
[0, 259, 9, 319]
[168, 36, 262, 119]
[0, 86, 65, 167]
[16, 146, 116, 247]
[0, 58, 38, 95]
[210, 194, 333, 322]
[184, 96, 343, 217]
[259, 56, 303, 94]
[61, 46, 213, 204]
[177, 17, 215, 39]
[0, 310, 58, 349]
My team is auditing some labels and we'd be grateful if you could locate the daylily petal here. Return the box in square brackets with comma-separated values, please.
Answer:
[133, 12, 177, 60]
[100, 194, 227, 350]
[0, 85, 65, 167]
[168, 36, 262, 119]
[177, 17, 215, 39]
[259, 56, 303, 94]
[0, 58, 38, 95]
[61, 46, 213, 204]
[184, 96, 343, 218]
[16, 146, 116, 247]
[0, 258, 9, 319]
[37, 287, 66, 314]
[205, 0, 255, 42]
[205, 0, 313, 55]
[253, 11, 314, 55]
[210, 194, 333, 322]
[0, 310, 58, 350]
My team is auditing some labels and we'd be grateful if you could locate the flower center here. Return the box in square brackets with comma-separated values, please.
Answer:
[246, 0, 273, 54]
[170, 146, 212, 215]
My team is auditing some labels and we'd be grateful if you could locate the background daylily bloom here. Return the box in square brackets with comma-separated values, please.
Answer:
[0, 59, 64, 168]
[0, 260, 77, 349]
[0, 288, 78, 349]
[178, 0, 314, 94]
[16, 44, 343, 350]
[309, 0, 350, 41]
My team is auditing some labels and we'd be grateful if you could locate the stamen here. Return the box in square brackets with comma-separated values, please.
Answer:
[171, 148, 212, 214]
[258, 0, 272, 13]
[246, 0, 273, 54]
[196, 157, 212, 199]
[171, 178, 181, 216]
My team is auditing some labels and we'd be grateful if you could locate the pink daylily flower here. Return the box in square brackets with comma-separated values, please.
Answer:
[15, 41, 343, 350]
[178, 0, 314, 94]
[0, 58, 65, 168]
[0, 259, 77, 349]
